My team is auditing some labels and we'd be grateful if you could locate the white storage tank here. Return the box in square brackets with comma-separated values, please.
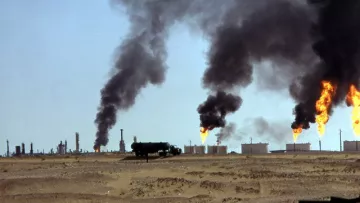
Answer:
[343, 141, 360, 152]
[241, 143, 269, 154]
[184, 145, 195, 154]
[194, 145, 205, 154]
[286, 143, 311, 152]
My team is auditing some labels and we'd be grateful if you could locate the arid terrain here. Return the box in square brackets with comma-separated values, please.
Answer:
[1, 153, 360, 203]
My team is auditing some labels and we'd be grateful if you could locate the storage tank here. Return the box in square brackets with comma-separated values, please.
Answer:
[343, 141, 360, 152]
[184, 145, 195, 154]
[194, 145, 205, 154]
[286, 143, 311, 152]
[241, 143, 269, 154]
[207, 145, 218, 154]
[217, 145, 227, 155]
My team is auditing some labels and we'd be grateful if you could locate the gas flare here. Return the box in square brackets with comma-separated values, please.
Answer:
[292, 126, 302, 143]
[346, 85, 360, 136]
[200, 127, 209, 144]
[95, 147, 100, 153]
[315, 81, 336, 137]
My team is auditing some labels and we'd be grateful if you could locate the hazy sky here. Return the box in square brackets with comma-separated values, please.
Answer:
[0, 0, 358, 155]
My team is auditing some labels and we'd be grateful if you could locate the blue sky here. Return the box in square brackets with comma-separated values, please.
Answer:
[0, 0, 358, 155]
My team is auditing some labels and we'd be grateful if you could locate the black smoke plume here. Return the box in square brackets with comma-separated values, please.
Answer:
[198, 0, 314, 130]
[290, 0, 360, 131]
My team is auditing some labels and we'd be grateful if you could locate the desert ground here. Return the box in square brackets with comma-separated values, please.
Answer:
[1, 153, 360, 203]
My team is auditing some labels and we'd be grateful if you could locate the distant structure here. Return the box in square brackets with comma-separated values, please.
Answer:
[194, 145, 205, 154]
[75, 132, 80, 153]
[241, 143, 269, 154]
[6, 140, 9, 157]
[64, 140, 67, 154]
[207, 145, 227, 155]
[286, 143, 311, 152]
[57, 141, 65, 154]
[21, 143, 25, 155]
[15, 146, 21, 156]
[30, 142, 34, 155]
[133, 136, 137, 143]
[343, 141, 360, 152]
[119, 129, 125, 153]
[184, 145, 195, 154]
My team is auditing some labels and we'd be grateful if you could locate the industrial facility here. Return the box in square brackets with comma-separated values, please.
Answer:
[207, 145, 227, 155]
[343, 141, 360, 152]
[286, 143, 311, 152]
[241, 143, 269, 154]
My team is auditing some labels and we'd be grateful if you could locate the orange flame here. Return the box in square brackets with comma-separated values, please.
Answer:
[315, 81, 336, 137]
[346, 85, 360, 136]
[95, 147, 100, 153]
[292, 126, 302, 143]
[200, 127, 209, 144]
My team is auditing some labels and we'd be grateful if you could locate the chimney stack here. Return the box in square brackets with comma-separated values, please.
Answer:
[75, 132, 79, 152]
[6, 140, 9, 157]
[30, 142, 33, 155]
[64, 140, 67, 154]
[319, 140, 322, 151]
[133, 136, 137, 143]
[21, 143, 25, 155]
[119, 129, 125, 153]
[293, 142, 296, 152]
[15, 146, 21, 156]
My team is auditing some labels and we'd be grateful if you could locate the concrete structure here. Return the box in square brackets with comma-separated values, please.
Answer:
[194, 145, 205, 154]
[241, 143, 269, 154]
[30, 143, 33, 155]
[75, 132, 80, 152]
[184, 145, 195, 154]
[6, 140, 9, 157]
[21, 143, 25, 155]
[119, 129, 126, 153]
[286, 143, 311, 152]
[343, 141, 360, 152]
[207, 145, 227, 155]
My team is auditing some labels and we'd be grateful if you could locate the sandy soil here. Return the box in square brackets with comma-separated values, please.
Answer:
[1, 153, 360, 203]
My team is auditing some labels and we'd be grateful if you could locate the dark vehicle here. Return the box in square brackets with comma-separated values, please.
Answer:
[299, 196, 360, 202]
[131, 142, 182, 157]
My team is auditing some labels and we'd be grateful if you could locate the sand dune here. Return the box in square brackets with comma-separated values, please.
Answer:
[1, 153, 360, 203]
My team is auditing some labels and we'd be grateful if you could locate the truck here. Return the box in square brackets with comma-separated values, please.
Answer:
[131, 142, 182, 157]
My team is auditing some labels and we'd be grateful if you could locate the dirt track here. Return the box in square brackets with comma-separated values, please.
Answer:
[1, 153, 360, 203]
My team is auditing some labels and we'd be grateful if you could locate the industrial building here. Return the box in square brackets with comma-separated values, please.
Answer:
[184, 145, 195, 154]
[241, 143, 269, 154]
[343, 141, 360, 152]
[286, 143, 311, 152]
[207, 145, 227, 155]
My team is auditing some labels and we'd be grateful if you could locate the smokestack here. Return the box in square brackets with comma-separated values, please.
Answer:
[6, 140, 9, 157]
[75, 132, 79, 152]
[293, 142, 296, 152]
[356, 141, 358, 151]
[64, 140, 67, 154]
[119, 129, 125, 153]
[319, 140, 322, 151]
[21, 143, 25, 155]
[133, 136, 137, 143]
[120, 129, 123, 141]
[30, 142, 33, 155]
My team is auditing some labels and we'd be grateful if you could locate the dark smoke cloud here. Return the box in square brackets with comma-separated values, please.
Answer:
[290, 0, 360, 131]
[198, 0, 314, 130]
[215, 122, 242, 144]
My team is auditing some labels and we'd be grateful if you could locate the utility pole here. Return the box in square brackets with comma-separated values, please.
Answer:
[339, 129, 342, 152]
